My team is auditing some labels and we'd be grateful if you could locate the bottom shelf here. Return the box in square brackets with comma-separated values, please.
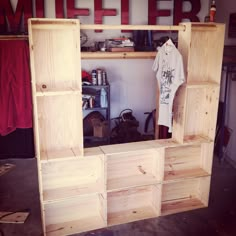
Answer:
[44, 193, 106, 236]
[161, 198, 205, 216]
[108, 205, 158, 226]
[161, 176, 210, 216]
[46, 215, 105, 236]
[107, 185, 161, 226]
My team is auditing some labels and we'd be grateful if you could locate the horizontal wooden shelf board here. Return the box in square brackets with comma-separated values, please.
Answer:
[107, 175, 159, 192]
[46, 215, 106, 236]
[164, 168, 209, 182]
[100, 140, 157, 155]
[80, 24, 185, 31]
[43, 183, 103, 203]
[108, 206, 158, 226]
[161, 198, 205, 216]
[150, 136, 211, 148]
[81, 51, 156, 59]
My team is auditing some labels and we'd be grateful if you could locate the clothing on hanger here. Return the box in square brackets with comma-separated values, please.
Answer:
[152, 39, 185, 133]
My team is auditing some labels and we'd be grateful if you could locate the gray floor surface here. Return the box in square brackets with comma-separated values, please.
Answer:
[0, 157, 236, 236]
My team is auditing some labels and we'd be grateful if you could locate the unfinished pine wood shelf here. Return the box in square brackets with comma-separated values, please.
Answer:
[161, 176, 210, 216]
[101, 142, 164, 191]
[28, 19, 225, 235]
[107, 185, 161, 226]
[81, 51, 156, 59]
[164, 142, 214, 181]
[44, 193, 107, 236]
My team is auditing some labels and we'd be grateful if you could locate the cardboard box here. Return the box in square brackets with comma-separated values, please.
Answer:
[91, 118, 109, 138]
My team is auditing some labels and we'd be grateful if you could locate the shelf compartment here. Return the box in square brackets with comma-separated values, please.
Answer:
[36, 94, 83, 160]
[161, 176, 210, 216]
[173, 85, 220, 143]
[105, 147, 164, 191]
[164, 142, 213, 181]
[179, 23, 224, 84]
[184, 86, 220, 141]
[108, 185, 161, 226]
[44, 193, 106, 236]
[41, 148, 105, 202]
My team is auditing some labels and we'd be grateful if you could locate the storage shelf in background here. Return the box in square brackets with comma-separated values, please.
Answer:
[81, 51, 156, 59]
[82, 85, 109, 88]
[83, 107, 108, 111]
[161, 198, 205, 216]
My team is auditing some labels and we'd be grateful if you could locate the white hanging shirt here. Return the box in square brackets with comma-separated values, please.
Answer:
[152, 40, 185, 132]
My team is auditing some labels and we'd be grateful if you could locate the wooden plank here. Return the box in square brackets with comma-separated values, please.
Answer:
[46, 215, 105, 236]
[80, 24, 185, 31]
[201, 142, 214, 175]
[108, 206, 157, 226]
[161, 198, 205, 216]
[81, 51, 156, 59]
[164, 168, 209, 182]
[172, 86, 186, 143]
[100, 141, 156, 155]
[0, 212, 29, 224]
[0, 163, 15, 176]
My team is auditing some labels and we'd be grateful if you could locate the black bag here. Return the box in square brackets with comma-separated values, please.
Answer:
[111, 109, 141, 144]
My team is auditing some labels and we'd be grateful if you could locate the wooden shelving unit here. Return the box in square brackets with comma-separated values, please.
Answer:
[28, 19, 225, 235]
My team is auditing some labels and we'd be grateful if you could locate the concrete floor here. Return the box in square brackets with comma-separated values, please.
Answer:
[0, 157, 236, 236]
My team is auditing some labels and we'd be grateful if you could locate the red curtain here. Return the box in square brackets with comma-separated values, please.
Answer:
[0, 39, 32, 136]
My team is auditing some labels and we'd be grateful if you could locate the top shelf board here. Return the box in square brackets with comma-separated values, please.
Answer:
[81, 51, 156, 59]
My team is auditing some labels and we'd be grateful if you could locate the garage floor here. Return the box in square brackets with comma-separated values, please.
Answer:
[0, 156, 236, 236]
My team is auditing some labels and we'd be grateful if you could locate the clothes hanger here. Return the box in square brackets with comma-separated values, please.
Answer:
[163, 30, 175, 54]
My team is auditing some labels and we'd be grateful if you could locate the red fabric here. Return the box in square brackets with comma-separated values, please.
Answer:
[0, 40, 32, 136]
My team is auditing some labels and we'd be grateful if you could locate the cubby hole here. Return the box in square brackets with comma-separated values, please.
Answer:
[36, 94, 83, 161]
[106, 148, 163, 191]
[164, 142, 213, 181]
[161, 176, 210, 215]
[107, 185, 161, 226]
[44, 193, 106, 236]
[41, 151, 105, 202]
